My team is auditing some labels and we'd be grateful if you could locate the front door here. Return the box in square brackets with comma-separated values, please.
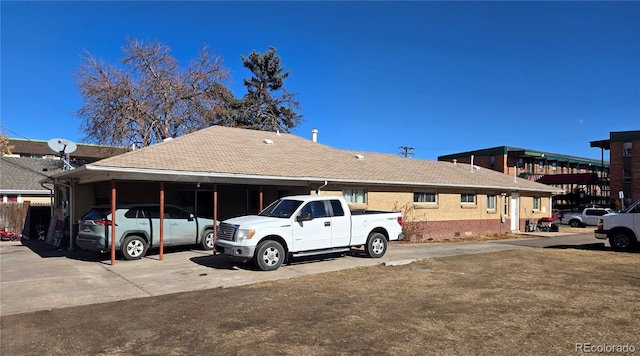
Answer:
[510, 193, 520, 232]
[292, 200, 332, 251]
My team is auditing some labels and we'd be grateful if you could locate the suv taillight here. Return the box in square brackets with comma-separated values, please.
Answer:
[94, 219, 112, 226]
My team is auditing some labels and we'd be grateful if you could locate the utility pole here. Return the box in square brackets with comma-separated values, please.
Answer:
[398, 146, 414, 158]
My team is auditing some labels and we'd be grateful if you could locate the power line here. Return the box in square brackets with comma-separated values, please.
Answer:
[0, 125, 33, 141]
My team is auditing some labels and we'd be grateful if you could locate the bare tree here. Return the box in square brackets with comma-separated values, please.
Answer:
[75, 39, 233, 148]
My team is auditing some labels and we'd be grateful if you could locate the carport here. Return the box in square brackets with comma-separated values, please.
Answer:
[45, 167, 317, 265]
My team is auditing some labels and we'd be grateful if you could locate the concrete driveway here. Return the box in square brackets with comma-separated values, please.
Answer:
[0, 232, 601, 316]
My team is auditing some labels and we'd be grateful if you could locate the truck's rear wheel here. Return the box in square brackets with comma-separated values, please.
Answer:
[255, 240, 285, 271]
[366, 232, 387, 258]
[609, 232, 634, 251]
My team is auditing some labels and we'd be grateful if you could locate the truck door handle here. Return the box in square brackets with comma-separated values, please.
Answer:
[324, 221, 331, 227]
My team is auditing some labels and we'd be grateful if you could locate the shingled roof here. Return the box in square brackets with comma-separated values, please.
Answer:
[8, 139, 128, 161]
[0, 157, 63, 193]
[50, 126, 561, 193]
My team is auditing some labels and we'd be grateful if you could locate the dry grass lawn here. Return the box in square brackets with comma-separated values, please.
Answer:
[2, 246, 639, 355]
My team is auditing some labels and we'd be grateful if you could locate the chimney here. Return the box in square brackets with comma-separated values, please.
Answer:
[311, 129, 318, 142]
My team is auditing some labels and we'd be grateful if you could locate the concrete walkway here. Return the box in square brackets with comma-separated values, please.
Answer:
[0, 232, 599, 316]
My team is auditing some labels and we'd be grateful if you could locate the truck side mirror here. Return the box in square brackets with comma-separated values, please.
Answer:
[296, 213, 311, 222]
[188, 214, 195, 222]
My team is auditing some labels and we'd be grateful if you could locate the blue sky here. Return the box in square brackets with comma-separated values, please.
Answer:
[1, 1, 638, 161]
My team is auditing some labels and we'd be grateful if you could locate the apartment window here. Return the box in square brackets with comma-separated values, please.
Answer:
[461, 193, 476, 204]
[414, 192, 437, 204]
[490, 156, 496, 169]
[533, 197, 540, 210]
[486, 195, 496, 210]
[551, 161, 557, 171]
[538, 161, 544, 169]
[623, 142, 632, 157]
[517, 158, 524, 168]
[623, 170, 632, 183]
[343, 189, 367, 204]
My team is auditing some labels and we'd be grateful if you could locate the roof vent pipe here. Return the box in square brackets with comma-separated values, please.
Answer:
[470, 155, 474, 172]
[316, 180, 328, 195]
[312, 129, 318, 142]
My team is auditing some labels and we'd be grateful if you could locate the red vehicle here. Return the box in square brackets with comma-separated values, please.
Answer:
[1, 227, 20, 241]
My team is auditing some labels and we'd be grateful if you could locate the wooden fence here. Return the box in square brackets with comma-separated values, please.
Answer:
[0, 202, 28, 233]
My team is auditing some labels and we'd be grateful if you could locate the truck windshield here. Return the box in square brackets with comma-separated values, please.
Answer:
[259, 199, 304, 218]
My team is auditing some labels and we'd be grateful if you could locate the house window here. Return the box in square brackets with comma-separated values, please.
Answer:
[486, 195, 496, 210]
[414, 192, 437, 204]
[623, 142, 632, 157]
[461, 193, 476, 204]
[343, 189, 367, 204]
[490, 156, 495, 169]
[551, 161, 557, 171]
[517, 158, 524, 168]
[533, 197, 540, 210]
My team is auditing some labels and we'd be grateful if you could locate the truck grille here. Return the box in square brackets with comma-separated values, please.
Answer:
[217, 222, 237, 241]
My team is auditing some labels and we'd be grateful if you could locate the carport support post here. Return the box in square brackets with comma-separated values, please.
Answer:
[259, 186, 263, 211]
[213, 184, 217, 255]
[160, 182, 165, 261]
[110, 180, 116, 266]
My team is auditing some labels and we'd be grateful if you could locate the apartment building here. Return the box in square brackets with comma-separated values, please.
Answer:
[591, 130, 640, 207]
[438, 146, 609, 208]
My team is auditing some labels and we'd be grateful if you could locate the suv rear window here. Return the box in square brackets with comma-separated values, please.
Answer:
[81, 209, 109, 220]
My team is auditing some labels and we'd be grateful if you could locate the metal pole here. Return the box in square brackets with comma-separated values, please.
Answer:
[213, 184, 217, 254]
[159, 182, 165, 261]
[259, 185, 263, 211]
[110, 180, 116, 266]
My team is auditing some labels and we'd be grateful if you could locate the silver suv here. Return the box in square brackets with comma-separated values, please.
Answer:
[76, 204, 215, 260]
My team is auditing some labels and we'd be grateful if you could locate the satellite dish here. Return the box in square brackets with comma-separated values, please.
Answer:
[48, 138, 77, 170]
[48, 138, 77, 155]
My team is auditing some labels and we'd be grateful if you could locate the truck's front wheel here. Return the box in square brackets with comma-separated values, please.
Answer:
[255, 240, 285, 271]
[609, 232, 634, 251]
[366, 232, 387, 258]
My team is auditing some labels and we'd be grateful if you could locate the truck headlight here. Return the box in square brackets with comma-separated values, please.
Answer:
[236, 229, 255, 241]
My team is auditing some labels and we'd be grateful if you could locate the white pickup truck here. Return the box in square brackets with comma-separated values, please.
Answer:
[214, 195, 405, 271]
[595, 199, 640, 251]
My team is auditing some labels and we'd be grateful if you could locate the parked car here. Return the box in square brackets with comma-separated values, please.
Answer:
[76, 204, 215, 260]
[560, 207, 613, 227]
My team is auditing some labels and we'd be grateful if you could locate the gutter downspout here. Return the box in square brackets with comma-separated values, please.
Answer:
[40, 181, 55, 219]
[54, 178, 74, 251]
[316, 180, 328, 195]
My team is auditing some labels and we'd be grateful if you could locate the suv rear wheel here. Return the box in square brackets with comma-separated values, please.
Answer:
[121, 235, 148, 260]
